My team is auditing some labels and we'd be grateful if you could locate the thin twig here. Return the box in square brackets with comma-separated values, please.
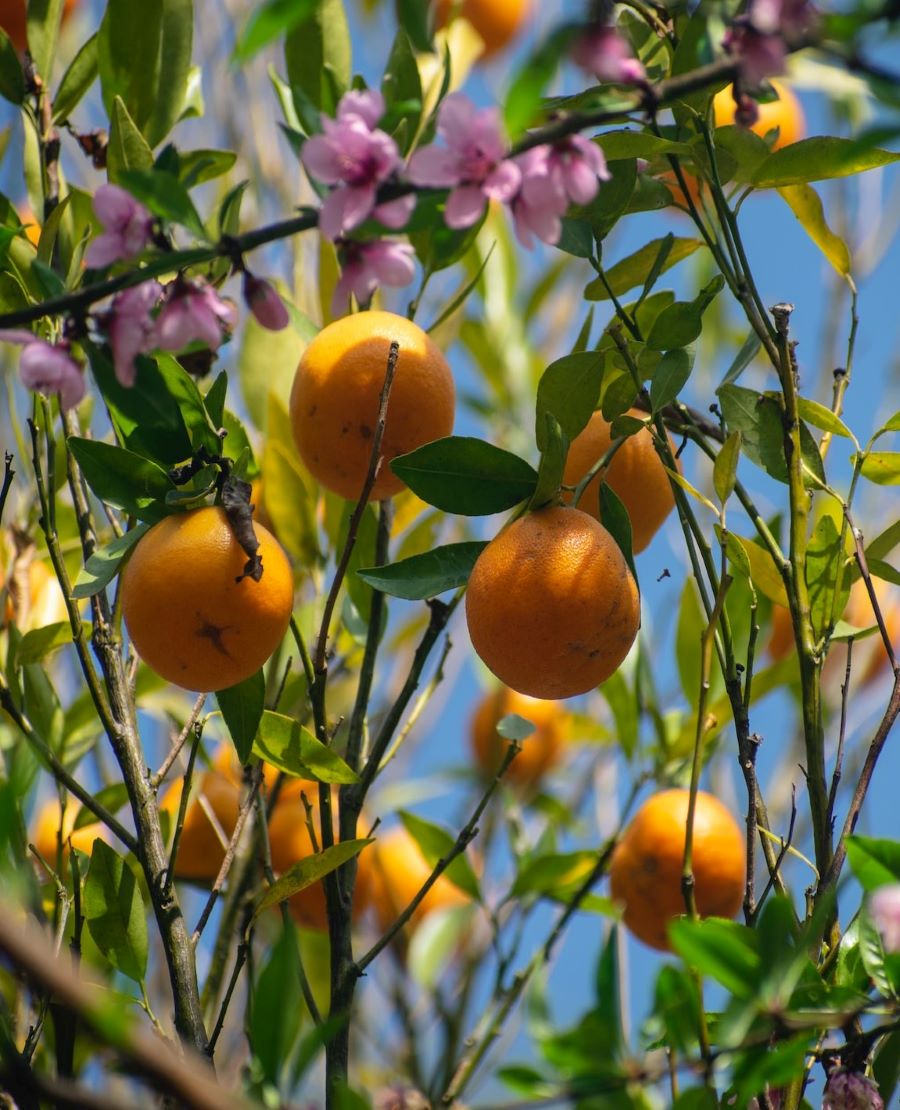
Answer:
[151, 694, 207, 788]
[826, 639, 854, 831]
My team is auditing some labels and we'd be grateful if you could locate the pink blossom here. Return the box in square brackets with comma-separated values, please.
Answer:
[870, 884, 900, 953]
[85, 184, 153, 268]
[823, 1070, 884, 1110]
[243, 274, 290, 331]
[108, 280, 163, 387]
[303, 89, 408, 239]
[510, 136, 610, 248]
[152, 281, 237, 352]
[572, 26, 646, 85]
[407, 94, 521, 229]
[0, 330, 85, 410]
[333, 239, 415, 315]
[722, 24, 787, 84]
[748, 0, 818, 37]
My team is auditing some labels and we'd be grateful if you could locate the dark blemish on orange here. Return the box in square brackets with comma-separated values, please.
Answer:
[359, 424, 372, 439]
[308, 404, 318, 417]
[196, 614, 232, 657]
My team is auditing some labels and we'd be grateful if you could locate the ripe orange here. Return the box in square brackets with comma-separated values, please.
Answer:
[434, 0, 530, 59]
[160, 768, 241, 884]
[713, 79, 805, 150]
[609, 788, 745, 951]
[562, 409, 676, 554]
[31, 798, 104, 873]
[120, 506, 294, 692]
[465, 506, 641, 700]
[1, 0, 77, 52]
[267, 789, 372, 931]
[289, 310, 455, 502]
[470, 687, 566, 789]
[364, 826, 472, 935]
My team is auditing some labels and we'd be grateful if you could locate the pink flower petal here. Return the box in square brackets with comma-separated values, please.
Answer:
[373, 194, 415, 229]
[302, 134, 345, 184]
[85, 233, 129, 269]
[444, 185, 488, 229]
[20, 342, 85, 410]
[407, 145, 462, 187]
[437, 94, 477, 149]
[0, 328, 40, 346]
[338, 89, 385, 129]
[244, 275, 290, 331]
[319, 183, 377, 239]
[366, 241, 416, 285]
[482, 160, 522, 203]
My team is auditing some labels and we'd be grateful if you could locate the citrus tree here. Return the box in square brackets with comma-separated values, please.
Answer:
[0, 0, 898, 1107]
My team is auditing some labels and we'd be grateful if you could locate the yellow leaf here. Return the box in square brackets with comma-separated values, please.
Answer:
[777, 183, 852, 279]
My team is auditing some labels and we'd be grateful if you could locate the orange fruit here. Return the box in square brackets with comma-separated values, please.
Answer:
[31, 798, 105, 873]
[466, 506, 641, 700]
[434, 0, 530, 59]
[267, 789, 372, 931]
[365, 826, 471, 935]
[562, 409, 676, 554]
[470, 687, 566, 789]
[1, 0, 77, 52]
[289, 310, 455, 502]
[160, 768, 241, 883]
[609, 789, 745, 951]
[713, 79, 805, 150]
[120, 506, 294, 692]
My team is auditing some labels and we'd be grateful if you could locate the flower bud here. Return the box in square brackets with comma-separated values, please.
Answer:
[242, 274, 289, 331]
[823, 1069, 884, 1110]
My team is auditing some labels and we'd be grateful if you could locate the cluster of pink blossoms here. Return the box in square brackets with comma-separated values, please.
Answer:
[302, 88, 619, 310]
[3, 184, 290, 407]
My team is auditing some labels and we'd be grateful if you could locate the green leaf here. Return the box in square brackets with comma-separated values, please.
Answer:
[530, 414, 567, 510]
[233, 0, 318, 63]
[72, 784, 129, 831]
[856, 452, 900, 485]
[714, 430, 742, 503]
[98, 0, 194, 150]
[119, 168, 207, 240]
[252, 711, 358, 784]
[555, 218, 594, 259]
[15, 622, 73, 666]
[867, 520, 900, 564]
[720, 331, 762, 388]
[83, 840, 148, 983]
[663, 466, 717, 514]
[511, 850, 598, 898]
[254, 839, 371, 918]
[0, 29, 24, 105]
[846, 836, 900, 891]
[408, 904, 476, 991]
[646, 275, 724, 350]
[72, 524, 149, 600]
[858, 907, 897, 999]
[503, 27, 573, 138]
[217, 670, 265, 762]
[719, 528, 788, 607]
[676, 578, 704, 706]
[53, 33, 99, 122]
[249, 922, 303, 1085]
[391, 437, 538, 516]
[66, 437, 175, 521]
[535, 351, 604, 450]
[87, 346, 198, 465]
[398, 812, 480, 901]
[357, 542, 486, 601]
[27, 0, 64, 86]
[585, 237, 703, 301]
[650, 348, 693, 412]
[718, 384, 788, 483]
[107, 96, 153, 185]
[669, 917, 761, 998]
[752, 137, 900, 188]
[599, 483, 636, 583]
[177, 148, 238, 189]
[599, 669, 637, 758]
[778, 183, 852, 278]
[654, 965, 702, 1055]
[797, 397, 853, 439]
[807, 513, 847, 641]
[285, 0, 350, 117]
[381, 28, 421, 155]
[596, 131, 691, 160]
